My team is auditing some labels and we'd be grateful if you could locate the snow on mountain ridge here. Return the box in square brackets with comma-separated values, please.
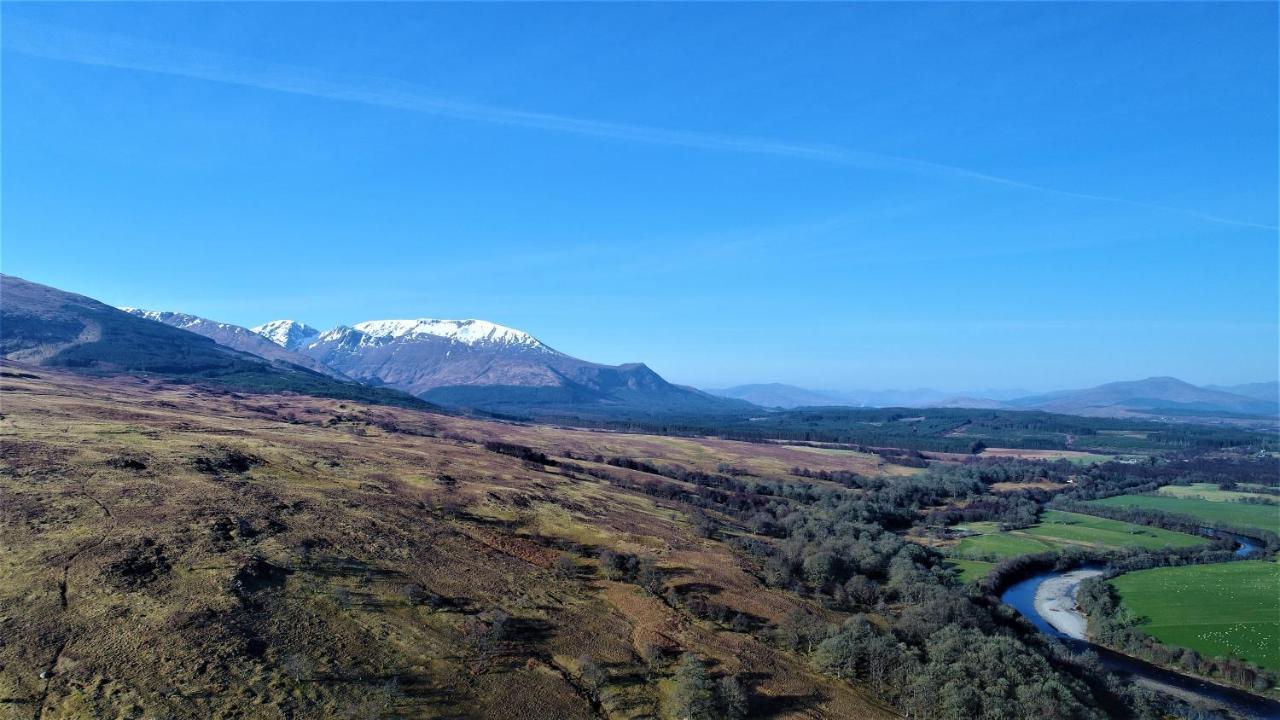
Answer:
[351, 319, 552, 351]
[252, 320, 321, 350]
[253, 317, 556, 353]
[123, 308, 235, 332]
[120, 307, 169, 323]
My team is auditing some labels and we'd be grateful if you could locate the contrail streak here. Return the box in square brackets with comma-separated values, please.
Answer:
[5, 19, 1275, 231]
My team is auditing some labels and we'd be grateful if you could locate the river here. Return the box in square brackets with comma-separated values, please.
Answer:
[1212, 529, 1260, 558]
[1001, 568, 1280, 719]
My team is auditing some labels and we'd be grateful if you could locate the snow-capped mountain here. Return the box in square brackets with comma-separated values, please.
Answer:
[251, 320, 321, 351]
[250, 316, 744, 415]
[352, 319, 553, 351]
[123, 309, 347, 379]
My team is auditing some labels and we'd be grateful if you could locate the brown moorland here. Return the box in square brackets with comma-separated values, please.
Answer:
[0, 365, 898, 719]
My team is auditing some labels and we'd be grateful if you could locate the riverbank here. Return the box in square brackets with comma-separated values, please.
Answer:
[1004, 568, 1280, 720]
[1031, 568, 1102, 639]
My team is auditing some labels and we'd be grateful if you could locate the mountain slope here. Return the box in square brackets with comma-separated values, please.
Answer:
[924, 395, 1008, 410]
[0, 275, 431, 409]
[259, 317, 750, 415]
[123, 309, 348, 379]
[1207, 381, 1280, 404]
[2, 275, 267, 374]
[1009, 377, 1278, 417]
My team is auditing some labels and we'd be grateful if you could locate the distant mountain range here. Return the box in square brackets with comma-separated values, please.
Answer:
[3, 275, 1273, 423]
[248, 317, 745, 416]
[709, 377, 1279, 419]
[1003, 377, 1278, 417]
[1205, 381, 1280, 403]
[2, 275, 741, 416]
[707, 384, 1027, 409]
[703, 383, 850, 409]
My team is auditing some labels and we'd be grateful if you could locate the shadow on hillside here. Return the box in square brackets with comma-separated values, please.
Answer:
[301, 554, 405, 582]
[746, 683, 828, 718]
[309, 669, 459, 714]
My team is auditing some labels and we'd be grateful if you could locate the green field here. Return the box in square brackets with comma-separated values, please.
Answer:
[945, 559, 996, 583]
[953, 511, 1207, 560]
[1157, 483, 1276, 503]
[1090, 494, 1280, 535]
[1110, 560, 1280, 672]
[955, 533, 1054, 559]
[1023, 510, 1208, 550]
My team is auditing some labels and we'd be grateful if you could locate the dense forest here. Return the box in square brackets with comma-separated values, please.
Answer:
[544, 448, 1280, 717]
[518, 407, 1279, 454]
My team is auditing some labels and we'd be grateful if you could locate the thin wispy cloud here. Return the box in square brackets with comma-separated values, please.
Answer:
[5, 19, 1275, 231]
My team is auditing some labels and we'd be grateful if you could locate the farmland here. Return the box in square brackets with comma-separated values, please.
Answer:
[953, 510, 1207, 560]
[1109, 560, 1280, 673]
[944, 559, 995, 583]
[1022, 511, 1208, 550]
[1157, 483, 1278, 504]
[977, 448, 1115, 465]
[1089, 494, 1280, 535]
[955, 532, 1055, 560]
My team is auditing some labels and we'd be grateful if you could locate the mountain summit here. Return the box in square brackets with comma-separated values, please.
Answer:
[352, 319, 552, 351]
[250, 317, 744, 416]
[251, 320, 321, 350]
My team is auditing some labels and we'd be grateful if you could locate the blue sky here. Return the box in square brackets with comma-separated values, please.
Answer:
[3, 2, 1276, 391]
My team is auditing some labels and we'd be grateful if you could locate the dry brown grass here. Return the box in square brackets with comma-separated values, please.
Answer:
[989, 480, 1068, 493]
[978, 448, 1111, 463]
[0, 366, 898, 720]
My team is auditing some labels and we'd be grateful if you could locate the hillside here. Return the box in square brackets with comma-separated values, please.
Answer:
[0, 366, 902, 719]
[0, 275, 431, 410]
[1208, 382, 1280, 404]
[122, 309, 348, 380]
[7, 366, 1275, 718]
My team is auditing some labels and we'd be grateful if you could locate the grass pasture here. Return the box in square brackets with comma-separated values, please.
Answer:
[1022, 511, 1208, 550]
[955, 532, 1055, 560]
[945, 559, 996, 583]
[952, 511, 1207, 560]
[1109, 560, 1280, 672]
[978, 448, 1114, 465]
[1090, 494, 1280, 535]
[1157, 483, 1277, 504]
